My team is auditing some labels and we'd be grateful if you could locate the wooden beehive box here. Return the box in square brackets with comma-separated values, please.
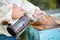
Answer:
[26, 12, 60, 40]
[26, 26, 60, 40]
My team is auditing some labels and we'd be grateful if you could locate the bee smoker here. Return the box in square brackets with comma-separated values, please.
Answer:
[7, 14, 32, 36]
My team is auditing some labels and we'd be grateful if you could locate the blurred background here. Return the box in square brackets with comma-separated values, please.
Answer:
[20, 0, 60, 40]
[28, 0, 60, 10]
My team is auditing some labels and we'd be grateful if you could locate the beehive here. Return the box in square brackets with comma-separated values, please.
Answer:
[26, 13, 60, 40]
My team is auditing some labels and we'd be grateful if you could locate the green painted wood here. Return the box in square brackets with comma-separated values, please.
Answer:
[26, 26, 40, 40]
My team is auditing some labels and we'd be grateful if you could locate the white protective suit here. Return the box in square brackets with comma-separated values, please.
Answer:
[0, 0, 40, 36]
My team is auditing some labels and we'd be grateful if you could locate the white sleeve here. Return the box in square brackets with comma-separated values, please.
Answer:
[0, 5, 12, 23]
[0, 5, 13, 36]
[21, 0, 40, 21]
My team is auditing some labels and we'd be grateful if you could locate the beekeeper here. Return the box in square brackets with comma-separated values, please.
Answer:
[0, 0, 47, 39]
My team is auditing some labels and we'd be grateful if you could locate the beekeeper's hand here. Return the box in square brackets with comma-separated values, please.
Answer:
[12, 4, 25, 19]
[31, 9, 58, 30]
[33, 9, 47, 19]
[33, 9, 56, 24]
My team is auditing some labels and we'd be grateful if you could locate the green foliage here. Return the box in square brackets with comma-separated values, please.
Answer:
[28, 0, 31, 1]
[48, 0, 57, 9]
[28, 0, 60, 10]
[20, 31, 26, 40]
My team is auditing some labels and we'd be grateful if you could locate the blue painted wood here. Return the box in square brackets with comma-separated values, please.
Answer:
[39, 28, 60, 40]
[26, 26, 60, 40]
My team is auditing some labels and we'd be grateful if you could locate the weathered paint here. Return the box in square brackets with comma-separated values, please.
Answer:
[26, 26, 40, 40]
[26, 26, 60, 40]
[39, 28, 60, 40]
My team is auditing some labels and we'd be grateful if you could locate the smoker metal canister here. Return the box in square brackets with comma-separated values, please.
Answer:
[7, 14, 31, 36]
